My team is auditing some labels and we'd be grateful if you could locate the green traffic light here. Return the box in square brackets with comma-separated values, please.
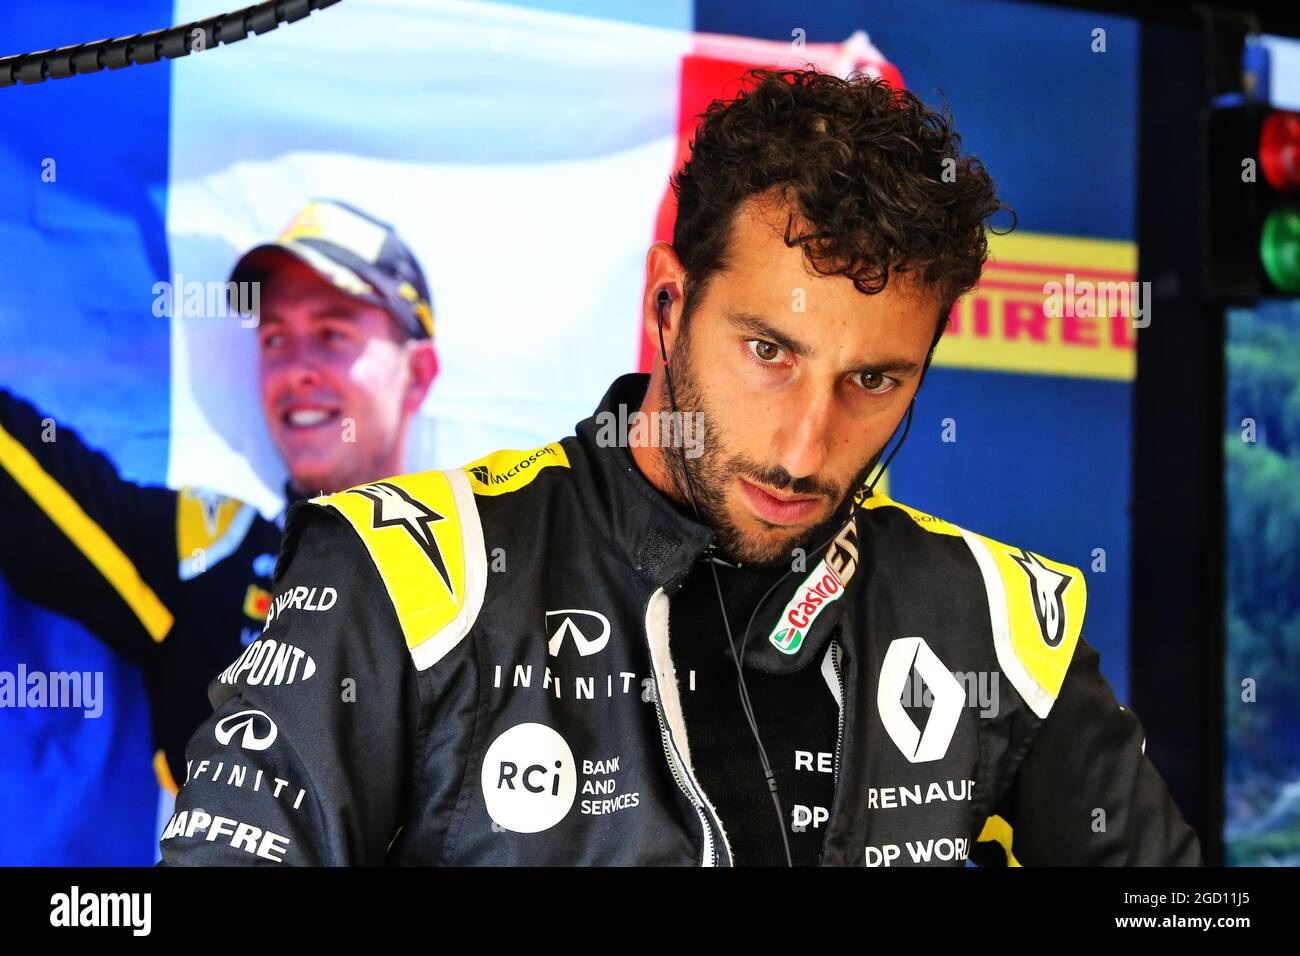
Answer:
[1260, 207, 1300, 293]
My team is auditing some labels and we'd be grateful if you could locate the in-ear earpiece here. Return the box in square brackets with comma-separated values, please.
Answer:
[655, 289, 673, 366]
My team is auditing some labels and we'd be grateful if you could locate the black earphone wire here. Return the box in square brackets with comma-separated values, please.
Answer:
[655, 290, 792, 867]
[655, 286, 920, 868]
[654, 288, 919, 867]
[735, 396, 915, 672]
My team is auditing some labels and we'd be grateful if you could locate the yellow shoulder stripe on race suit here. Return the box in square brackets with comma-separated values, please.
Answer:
[176, 487, 257, 581]
[313, 469, 488, 672]
[860, 492, 1086, 720]
[0, 421, 174, 642]
[859, 491, 965, 537]
[461, 442, 569, 497]
[977, 814, 1022, 867]
[960, 528, 1086, 720]
[153, 748, 179, 796]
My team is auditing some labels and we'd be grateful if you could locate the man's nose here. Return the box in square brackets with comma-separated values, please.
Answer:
[281, 339, 322, 388]
[772, 382, 833, 480]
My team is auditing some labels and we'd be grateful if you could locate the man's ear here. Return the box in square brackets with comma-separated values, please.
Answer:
[643, 241, 686, 355]
[403, 340, 439, 414]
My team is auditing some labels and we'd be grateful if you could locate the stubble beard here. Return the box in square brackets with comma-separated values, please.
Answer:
[657, 324, 885, 568]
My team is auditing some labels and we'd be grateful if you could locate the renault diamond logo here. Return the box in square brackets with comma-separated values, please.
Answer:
[877, 637, 964, 763]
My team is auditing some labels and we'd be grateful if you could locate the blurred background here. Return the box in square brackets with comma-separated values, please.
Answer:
[0, 0, 1296, 865]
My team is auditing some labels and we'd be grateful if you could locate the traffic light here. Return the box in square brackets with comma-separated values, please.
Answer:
[1206, 103, 1300, 298]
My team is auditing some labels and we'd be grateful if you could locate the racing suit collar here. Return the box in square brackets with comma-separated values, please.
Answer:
[574, 374, 715, 591]
[276, 482, 315, 531]
[283, 481, 313, 507]
[575, 373, 866, 676]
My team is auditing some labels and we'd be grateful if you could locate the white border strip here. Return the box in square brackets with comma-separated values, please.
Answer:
[645, 588, 731, 866]
[959, 529, 1054, 720]
[409, 468, 488, 671]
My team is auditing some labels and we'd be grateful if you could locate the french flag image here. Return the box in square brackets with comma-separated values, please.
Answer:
[0, 0, 900, 864]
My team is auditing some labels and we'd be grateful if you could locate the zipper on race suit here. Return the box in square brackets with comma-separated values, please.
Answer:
[831, 639, 845, 783]
[643, 586, 732, 867]
[650, 688, 716, 866]
[820, 638, 847, 865]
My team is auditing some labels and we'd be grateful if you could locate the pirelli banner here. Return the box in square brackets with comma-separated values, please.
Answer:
[937, 231, 1139, 381]
[889, 226, 1139, 704]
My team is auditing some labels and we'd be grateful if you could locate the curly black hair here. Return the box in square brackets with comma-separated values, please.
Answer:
[670, 68, 1014, 352]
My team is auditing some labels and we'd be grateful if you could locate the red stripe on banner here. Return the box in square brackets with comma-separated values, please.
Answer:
[985, 260, 1136, 280]
[637, 36, 905, 374]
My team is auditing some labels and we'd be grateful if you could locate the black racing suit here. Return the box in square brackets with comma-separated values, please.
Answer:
[159, 374, 1203, 866]
[0, 389, 285, 794]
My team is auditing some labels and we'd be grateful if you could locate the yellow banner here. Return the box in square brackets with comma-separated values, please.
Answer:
[934, 231, 1140, 381]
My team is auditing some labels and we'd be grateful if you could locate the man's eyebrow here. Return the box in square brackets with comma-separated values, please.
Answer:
[726, 309, 925, 376]
[726, 310, 813, 358]
[256, 306, 361, 329]
[850, 357, 924, 377]
[311, 306, 362, 321]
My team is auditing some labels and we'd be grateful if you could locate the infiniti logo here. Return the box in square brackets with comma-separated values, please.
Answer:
[215, 709, 279, 751]
[545, 609, 611, 657]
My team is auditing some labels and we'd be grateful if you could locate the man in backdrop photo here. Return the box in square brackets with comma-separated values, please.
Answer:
[159, 70, 1201, 867]
[0, 199, 438, 841]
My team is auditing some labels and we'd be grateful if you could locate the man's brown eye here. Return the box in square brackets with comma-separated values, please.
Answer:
[858, 372, 894, 394]
[753, 341, 780, 361]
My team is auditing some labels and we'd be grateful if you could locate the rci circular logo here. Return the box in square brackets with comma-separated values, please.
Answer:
[481, 722, 576, 833]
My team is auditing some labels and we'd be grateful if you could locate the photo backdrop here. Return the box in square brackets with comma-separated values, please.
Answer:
[0, 0, 1138, 863]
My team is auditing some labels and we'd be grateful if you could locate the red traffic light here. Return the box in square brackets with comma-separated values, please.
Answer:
[1260, 110, 1300, 192]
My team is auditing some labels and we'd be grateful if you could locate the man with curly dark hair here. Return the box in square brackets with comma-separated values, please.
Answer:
[161, 69, 1201, 868]
[648, 69, 1009, 567]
